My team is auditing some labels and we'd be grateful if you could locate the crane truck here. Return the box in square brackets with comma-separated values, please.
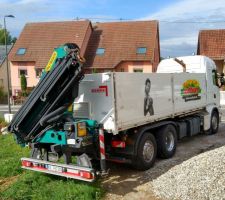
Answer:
[8, 43, 225, 182]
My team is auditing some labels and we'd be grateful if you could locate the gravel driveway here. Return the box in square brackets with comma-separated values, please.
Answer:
[102, 122, 225, 200]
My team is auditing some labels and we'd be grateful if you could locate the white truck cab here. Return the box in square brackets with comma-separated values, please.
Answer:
[157, 55, 223, 131]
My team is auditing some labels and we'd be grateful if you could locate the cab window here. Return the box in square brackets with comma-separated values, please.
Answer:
[212, 70, 217, 86]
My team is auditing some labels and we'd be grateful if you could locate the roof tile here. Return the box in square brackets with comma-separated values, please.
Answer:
[9, 21, 90, 68]
[198, 29, 225, 60]
[84, 20, 159, 69]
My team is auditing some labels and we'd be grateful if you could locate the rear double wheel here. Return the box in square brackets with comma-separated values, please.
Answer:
[156, 124, 177, 159]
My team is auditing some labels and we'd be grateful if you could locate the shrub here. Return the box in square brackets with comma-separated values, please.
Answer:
[0, 117, 8, 133]
[20, 74, 27, 96]
[0, 87, 7, 104]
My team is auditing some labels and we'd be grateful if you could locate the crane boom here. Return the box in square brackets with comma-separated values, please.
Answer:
[8, 43, 84, 144]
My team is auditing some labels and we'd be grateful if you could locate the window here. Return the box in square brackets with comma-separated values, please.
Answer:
[16, 48, 26, 55]
[35, 68, 43, 78]
[120, 68, 124, 72]
[212, 70, 218, 86]
[137, 47, 147, 54]
[133, 68, 143, 73]
[104, 69, 112, 72]
[96, 48, 105, 55]
[19, 69, 27, 77]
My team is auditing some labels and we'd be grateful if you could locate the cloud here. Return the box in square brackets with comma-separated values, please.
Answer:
[0, 0, 92, 36]
[0, 0, 115, 37]
[141, 0, 225, 57]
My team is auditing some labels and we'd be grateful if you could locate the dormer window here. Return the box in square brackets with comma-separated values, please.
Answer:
[137, 47, 147, 54]
[96, 48, 105, 55]
[16, 48, 26, 55]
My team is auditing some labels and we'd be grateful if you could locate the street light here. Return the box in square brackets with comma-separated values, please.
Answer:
[4, 14, 15, 114]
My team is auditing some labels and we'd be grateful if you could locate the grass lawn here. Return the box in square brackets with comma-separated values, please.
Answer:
[0, 134, 104, 200]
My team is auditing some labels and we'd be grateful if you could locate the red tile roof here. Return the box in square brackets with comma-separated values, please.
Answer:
[9, 20, 91, 68]
[84, 20, 159, 69]
[197, 29, 225, 60]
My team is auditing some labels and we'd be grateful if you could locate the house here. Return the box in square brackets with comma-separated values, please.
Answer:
[0, 45, 13, 92]
[197, 29, 225, 73]
[8, 21, 92, 95]
[8, 20, 160, 95]
[84, 20, 160, 73]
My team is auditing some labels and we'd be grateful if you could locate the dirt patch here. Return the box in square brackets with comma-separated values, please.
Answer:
[0, 176, 19, 192]
[102, 123, 225, 200]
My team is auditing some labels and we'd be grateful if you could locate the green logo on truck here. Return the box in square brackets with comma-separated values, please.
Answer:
[181, 79, 201, 102]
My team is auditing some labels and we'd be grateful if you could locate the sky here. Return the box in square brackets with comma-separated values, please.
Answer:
[0, 0, 225, 58]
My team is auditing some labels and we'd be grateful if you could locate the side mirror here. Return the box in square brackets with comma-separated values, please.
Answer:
[220, 77, 225, 86]
[217, 72, 225, 88]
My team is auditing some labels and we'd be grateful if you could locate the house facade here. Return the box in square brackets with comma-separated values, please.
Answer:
[197, 29, 225, 73]
[9, 20, 160, 95]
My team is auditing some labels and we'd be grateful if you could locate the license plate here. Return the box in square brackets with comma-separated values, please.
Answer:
[47, 165, 63, 172]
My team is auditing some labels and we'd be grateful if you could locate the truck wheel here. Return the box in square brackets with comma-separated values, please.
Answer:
[156, 124, 177, 159]
[132, 132, 157, 170]
[207, 110, 219, 135]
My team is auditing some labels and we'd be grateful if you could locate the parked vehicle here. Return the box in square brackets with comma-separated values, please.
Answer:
[8, 44, 225, 182]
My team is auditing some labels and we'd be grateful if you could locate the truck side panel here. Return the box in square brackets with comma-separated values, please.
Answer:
[114, 72, 207, 132]
[75, 73, 115, 132]
[114, 73, 173, 131]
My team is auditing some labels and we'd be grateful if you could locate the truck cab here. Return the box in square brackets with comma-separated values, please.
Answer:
[157, 55, 221, 107]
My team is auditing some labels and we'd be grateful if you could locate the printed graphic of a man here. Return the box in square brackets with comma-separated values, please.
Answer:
[144, 78, 154, 116]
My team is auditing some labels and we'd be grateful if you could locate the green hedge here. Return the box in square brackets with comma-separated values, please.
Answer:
[0, 87, 7, 104]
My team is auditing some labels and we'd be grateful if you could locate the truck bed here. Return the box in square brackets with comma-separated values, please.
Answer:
[75, 73, 207, 134]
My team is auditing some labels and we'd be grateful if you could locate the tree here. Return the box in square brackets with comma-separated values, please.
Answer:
[92, 68, 98, 73]
[0, 28, 17, 45]
[20, 74, 27, 96]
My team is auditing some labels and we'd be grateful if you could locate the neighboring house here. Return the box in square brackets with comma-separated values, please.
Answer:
[197, 29, 225, 73]
[0, 45, 13, 92]
[8, 21, 92, 95]
[9, 20, 160, 95]
[84, 20, 160, 73]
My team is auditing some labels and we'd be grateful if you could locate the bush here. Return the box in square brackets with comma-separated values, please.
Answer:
[0, 87, 7, 104]
[0, 117, 8, 130]
[20, 74, 28, 96]
[0, 117, 8, 127]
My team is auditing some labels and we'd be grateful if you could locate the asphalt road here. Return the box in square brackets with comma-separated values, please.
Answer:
[0, 105, 21, 118]
[1, 104, 225, 118]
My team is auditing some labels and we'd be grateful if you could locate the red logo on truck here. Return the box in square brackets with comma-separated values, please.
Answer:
[91, 86, 108, 96]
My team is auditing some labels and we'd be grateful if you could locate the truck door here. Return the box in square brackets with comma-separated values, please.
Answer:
[207, 66, 220, 106]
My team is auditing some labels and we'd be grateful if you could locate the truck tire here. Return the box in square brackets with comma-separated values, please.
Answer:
[156, 124, 177, 159]
[132, 132, 157, 170]
[207, 110, 219, 135]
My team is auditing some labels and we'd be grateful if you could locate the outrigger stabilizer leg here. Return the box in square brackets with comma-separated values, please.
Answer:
[98, 124, 108, 174]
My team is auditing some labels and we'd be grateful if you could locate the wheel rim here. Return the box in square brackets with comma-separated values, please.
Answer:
[212, 114, 218, 131]
[143, 140, 154, 163]
[165, 131, 175, 152]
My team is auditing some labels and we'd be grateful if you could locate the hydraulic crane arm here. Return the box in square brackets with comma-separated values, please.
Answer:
[8, 43, 85, 144]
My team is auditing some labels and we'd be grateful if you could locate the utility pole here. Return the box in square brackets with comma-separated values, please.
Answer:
[4, 15, 15, 114]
